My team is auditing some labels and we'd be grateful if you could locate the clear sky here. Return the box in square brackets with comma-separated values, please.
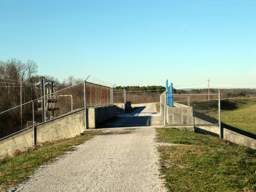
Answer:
[0, 0, 255, 88]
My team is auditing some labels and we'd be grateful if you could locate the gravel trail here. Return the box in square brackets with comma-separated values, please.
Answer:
[16, 127, 166, 192]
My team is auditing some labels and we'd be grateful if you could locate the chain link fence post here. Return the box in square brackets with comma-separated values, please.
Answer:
[83, 80, 87, 129]
[123, 89, 126, 104]
[32, 100, 37, 146]
[187, 95, 191, 106]
[110, 87, 114, 105]
[164, 92, 167, 127]
[218, 89, 223, 139]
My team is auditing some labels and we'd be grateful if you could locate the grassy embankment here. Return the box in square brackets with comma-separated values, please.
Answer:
[157, 128, 256, 192]
[192, 98, 256, 135]
[0, 132, 95, 191]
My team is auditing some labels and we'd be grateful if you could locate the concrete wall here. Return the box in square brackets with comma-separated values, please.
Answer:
[0, 128, 34, 159]
[166, 103, 194, 126]
[0, 109, 86, 159]
[160, 93, 194, 126]
[0, 105, 119, 159]
[196, 125, 256, 149]
[36, 110, 86, 143]
[224, 128, 256, 149]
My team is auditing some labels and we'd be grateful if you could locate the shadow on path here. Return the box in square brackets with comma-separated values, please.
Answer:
[99, 106, 152, 128]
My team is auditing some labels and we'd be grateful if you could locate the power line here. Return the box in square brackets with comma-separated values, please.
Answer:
[0, 85, 25, 88]
[0, 78, 20, 83]
[0, 82, 21, 85]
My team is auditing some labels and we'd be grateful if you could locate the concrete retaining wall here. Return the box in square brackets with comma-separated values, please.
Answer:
[166, 103, 193, 125]
[0, 109, 86, 159]
[36, 110, 86, 143]
[0, 128, 34, 159]
[224, 128, 256, 149]
[160, 93, 193, 126]
[0, 105, 119, 159]
[196, 125, 256, 149]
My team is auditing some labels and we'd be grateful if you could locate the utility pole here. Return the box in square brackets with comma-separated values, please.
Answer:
[208, 79, 210, 101]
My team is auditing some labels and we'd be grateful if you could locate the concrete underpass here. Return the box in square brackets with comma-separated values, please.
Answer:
[100, 103, 162, 128]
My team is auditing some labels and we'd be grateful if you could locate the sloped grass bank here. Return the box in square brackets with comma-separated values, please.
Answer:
[0, 132, 95, 191]
[157, 128, 256, 192]
[192, 98, 256, 135]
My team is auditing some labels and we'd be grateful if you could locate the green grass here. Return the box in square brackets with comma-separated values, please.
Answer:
[193, 98, 256, 135]
[0, 132, 95, 191]
[157, 128, 256, 192]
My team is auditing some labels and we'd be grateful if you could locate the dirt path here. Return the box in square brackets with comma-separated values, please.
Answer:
[16, 127, 166, 192]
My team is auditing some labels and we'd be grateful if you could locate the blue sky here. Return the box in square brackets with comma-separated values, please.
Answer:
[0, 0, 255, 88]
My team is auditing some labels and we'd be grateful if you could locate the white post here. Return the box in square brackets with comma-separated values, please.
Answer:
[218, 89, 222, 139]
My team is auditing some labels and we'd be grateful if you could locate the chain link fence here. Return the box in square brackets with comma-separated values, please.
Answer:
[113, 89, 163, 104]
[0, 81, 113, 139]
[174, 89, 256, 137]
[174, 92, 220, 128]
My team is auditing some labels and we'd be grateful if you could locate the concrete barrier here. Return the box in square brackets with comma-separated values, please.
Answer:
[0, 128, 34, 159]
[160, 93, 193, 126]
[0, 109, 86, 159]
[0, 105, 119, 159]
[36, 109, 86, 143]
[195, 125, 256, 149]
[224, 128, 256, 149]
[166, 103, 193, 126]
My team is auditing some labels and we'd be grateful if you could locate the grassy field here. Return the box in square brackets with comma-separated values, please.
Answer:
[192, 98, 256, 135]
[157, 128, 256, 192]
[0, 132, 95, 191]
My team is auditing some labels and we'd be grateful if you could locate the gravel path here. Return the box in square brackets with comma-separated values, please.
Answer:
[16, 127, 166, 192]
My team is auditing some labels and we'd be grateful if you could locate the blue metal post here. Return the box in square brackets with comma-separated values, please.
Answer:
[166, 80, 174, 107]
[166, 80, 169, 105]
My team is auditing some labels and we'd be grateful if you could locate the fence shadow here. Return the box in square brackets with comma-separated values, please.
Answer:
[194, 111, 256, 140]
[222, 123, 256, 140]
[193, 111, 219, 125]
[194, 127, 219, 137]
